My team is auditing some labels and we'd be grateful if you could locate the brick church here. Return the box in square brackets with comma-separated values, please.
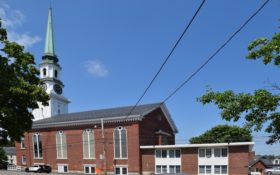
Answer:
[16, 8, 254, 175]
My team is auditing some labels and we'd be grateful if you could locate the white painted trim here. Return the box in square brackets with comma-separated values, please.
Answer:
[140, 142, 254, 149]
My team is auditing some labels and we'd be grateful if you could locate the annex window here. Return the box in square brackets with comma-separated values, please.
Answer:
[20, 137, 25, 149]
[114, 127, 127, 159]
[199, 165, 212, 174]
[199, 148, 212, 158]
[221, 148, 227, 157]
[214, 165, 227, 174]
[84, 165, 96, 174]
[155, 149, 180, 158]
[83, 129, 95, 159]
[156, 165, 167, 174]
[33, 133, 43, 158]
[169, 165, 180, 173]
[56, 131, 67, 159]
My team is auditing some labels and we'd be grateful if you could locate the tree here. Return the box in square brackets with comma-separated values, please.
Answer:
[0, 21, 49, 142]
[189, 125, 252, 144]
[198, 26, 280, 144]
[0, 147, 7, 163]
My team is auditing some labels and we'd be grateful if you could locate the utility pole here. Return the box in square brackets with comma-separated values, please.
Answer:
[101, 119, 107, 175]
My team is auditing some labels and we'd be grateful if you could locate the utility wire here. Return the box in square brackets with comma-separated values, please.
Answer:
[162, 0, 270, 103]
[126, 0, 206, 116]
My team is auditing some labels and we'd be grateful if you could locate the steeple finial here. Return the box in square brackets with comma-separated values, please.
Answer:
[44, 7, 55, 57]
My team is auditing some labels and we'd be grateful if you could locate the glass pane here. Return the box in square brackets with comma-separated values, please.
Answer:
[115, 167, 120, 174]
[222, 148, 227, 157]
[122, 167, 127, 174]
[56, 133, 61, 158]
[62, 133, 67, 158]
[175, 166, 180, 173]
[83, 132, 89, 158]
[91, 167, 95, 174]
[199, 166, 205, 174]
[214, 148, 220, 157]
[169, 165, 175, 173]
[33, 135, 38, 158]
[85, 166, 89, 173]
[169, 150, 175, 158]
[221, 165, 227, 174]
[121, 129, 127, 158]
[64, 166, 68, 172]
[206, 149, 212, 158]
[114, 130, 120, 158]
[89, 131, 94, 158]
[162, 165, 167, 173]
[175, 150, 180, 158]
[155, 150, 161, 158]
[214, 165, 220, 174]
[162, 150, 167, 158]
[206, 165, 211, 174]
[199, 149, 205, 157]
[38, 135, 43, 158]
[156, 166, 161, 173]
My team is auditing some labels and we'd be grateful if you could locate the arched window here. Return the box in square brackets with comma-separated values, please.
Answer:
[33, 133, 43, 158]
[114, 127, 127, 159]
[54, 70, 58, 78]
[56, 131, 67, 159]
[83, 129, 95, 159]
[43, 68, 47, 76]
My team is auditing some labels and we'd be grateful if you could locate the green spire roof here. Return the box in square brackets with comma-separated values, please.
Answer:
[44, 8, 55, 56]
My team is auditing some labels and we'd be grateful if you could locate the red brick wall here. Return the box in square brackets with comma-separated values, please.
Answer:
[140, 108, 175, 145]
[141, 149, 155, 172]
[228, 145, 250, 175]
[250, 161, 266, 175]
[17, 121, 142, 173]
[181, 147, 198, 174]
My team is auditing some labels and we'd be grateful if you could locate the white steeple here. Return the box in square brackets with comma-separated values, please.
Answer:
[33, 8, 70, 121]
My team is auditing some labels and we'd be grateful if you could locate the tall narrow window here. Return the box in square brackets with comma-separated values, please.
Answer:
[83, 129, 95, 159]
[114, 127, 127, 159]
[56, 131, 67, 159]
[33, 133, 43, 158]
[43, 68, 47, 76]
[20, 137, 25, 149]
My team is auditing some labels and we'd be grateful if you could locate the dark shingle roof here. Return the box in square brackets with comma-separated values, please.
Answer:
[32, 102, 178, 132]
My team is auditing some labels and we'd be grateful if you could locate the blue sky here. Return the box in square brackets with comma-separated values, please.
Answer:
[1, 0, 279, 155]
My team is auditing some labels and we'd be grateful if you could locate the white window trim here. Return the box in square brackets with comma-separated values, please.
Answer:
[84, 164, 96, 174]
[56, 131, 67, 159]
[83, 129, 95, 159]
[113, 127, 128, 159]
[20, 137, 25, 149]
[114, 165, 128, 175]
[57, 164, 69, 173]
[33, 133, 43, 159]
[21, 155, 26, 165]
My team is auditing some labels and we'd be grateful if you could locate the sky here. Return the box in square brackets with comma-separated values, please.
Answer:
[1, 0, 279, 155]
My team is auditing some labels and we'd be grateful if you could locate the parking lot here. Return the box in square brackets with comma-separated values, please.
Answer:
[0, 170, 79, 175]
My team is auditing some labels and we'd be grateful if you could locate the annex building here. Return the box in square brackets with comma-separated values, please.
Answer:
[16, 8, 254, 175]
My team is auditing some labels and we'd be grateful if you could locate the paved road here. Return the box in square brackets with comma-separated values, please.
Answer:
[0, 170, 81, 175]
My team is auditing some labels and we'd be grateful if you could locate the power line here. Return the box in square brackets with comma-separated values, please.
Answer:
[162, 0, 270, 102]
[126, 0, 206, 117]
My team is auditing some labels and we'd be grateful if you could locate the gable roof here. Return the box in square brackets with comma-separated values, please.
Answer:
[32, 102, 178, 133]
[249, 157, 274, 168]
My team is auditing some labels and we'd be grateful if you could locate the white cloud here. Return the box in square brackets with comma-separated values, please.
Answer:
[8, 31, 41, 48]
[85, 60, 109, 78]
[0, 1, 40, 48]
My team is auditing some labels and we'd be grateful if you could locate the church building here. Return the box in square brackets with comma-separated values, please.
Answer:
[15, 8, 254, 175]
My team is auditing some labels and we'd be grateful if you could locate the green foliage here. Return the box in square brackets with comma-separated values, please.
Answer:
[0, 147, 7, 162]
[198, 22, 280, 145]
[0, 21, 49, 141]
[189, 125, 252, 144]
[247, 33, 280, 65]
